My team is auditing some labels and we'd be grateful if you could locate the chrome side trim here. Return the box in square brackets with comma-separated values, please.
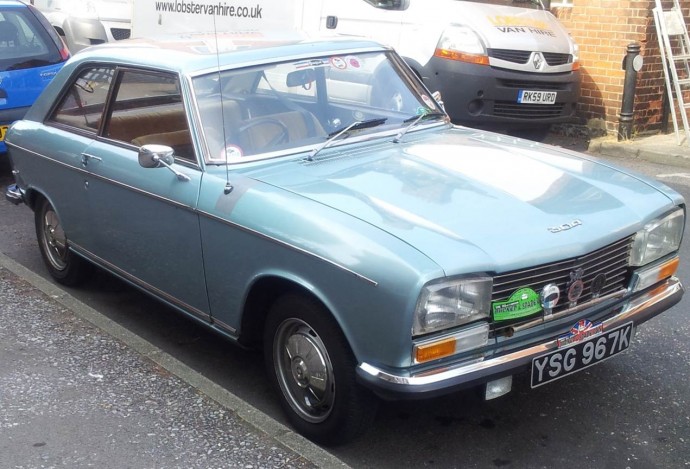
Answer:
[196, 209, 379, 287]
[359, 278, 682, 389]
[212, 317, 237, 335]
[70, 243, 211, 322]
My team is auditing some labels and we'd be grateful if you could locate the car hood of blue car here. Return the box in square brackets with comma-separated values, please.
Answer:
[242, 126, 680, 275]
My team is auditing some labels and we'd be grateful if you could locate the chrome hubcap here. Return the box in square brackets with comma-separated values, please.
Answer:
[42, 208, 68, 270]
[274, 319, 335, 423]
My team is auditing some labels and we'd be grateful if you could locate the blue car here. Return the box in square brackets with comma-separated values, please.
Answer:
[4, 32, 685, 444]
[0, 0, 69, 154]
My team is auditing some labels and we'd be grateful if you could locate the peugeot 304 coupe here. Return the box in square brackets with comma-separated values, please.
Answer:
[5, 32, 684, 444]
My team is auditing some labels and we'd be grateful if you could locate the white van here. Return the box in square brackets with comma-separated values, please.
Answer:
[133, 0, 580, 130]
[30, 0, 132, 52]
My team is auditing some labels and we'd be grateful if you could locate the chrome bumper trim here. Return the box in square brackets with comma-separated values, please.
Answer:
[358, 277, 683, 396]
[5, 183, 23, 205]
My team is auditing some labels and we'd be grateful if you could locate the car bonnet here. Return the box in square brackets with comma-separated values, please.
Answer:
[239, 127, 677, 275]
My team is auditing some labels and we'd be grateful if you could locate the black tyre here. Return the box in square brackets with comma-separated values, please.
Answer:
[264, 294, 378, 445]
[35, 197, 87, 286]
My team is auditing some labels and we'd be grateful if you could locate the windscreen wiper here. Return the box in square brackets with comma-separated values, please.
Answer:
[306, 118, 387, 161]
[393, 111, 447, 143]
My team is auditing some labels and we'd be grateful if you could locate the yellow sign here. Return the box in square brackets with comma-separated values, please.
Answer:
[487, 15, 550, 30]
[0, 125, 8, 142]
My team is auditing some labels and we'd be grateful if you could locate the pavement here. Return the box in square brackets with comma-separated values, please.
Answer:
[1, 128, 689, 469]
[0, 251, 348, 468]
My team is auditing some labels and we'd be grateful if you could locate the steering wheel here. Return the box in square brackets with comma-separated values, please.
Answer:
[234, 117, 290, 153]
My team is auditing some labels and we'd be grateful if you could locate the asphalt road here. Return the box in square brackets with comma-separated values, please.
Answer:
[1, 149, 689, 468]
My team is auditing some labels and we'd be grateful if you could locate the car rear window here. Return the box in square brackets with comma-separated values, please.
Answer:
[0, 6, 63, 72]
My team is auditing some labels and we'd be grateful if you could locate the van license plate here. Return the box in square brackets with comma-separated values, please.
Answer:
[518, 90, 557, 105]
[0, 125, 8, 142]
[531, 322, 633, 388]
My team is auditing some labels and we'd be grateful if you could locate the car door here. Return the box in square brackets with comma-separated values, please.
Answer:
[82, 67, 210, 319]
[33, 66, 116, 254]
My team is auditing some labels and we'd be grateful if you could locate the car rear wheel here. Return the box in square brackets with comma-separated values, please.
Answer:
[264, 293, 378, 445]
[35, 197, 86, 286]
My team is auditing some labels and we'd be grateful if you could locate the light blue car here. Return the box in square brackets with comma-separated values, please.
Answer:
[4, 32, 685, 444]
[0, 0, 69, 154]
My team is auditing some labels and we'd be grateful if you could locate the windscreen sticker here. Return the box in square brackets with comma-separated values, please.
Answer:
[492, 287, 542, 321]
[330, 56, 347, 70]
[346, 56, 361, 68]
[221, 144, 243, 160]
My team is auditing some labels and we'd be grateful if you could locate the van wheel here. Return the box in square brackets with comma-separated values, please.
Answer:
[264, 294, 378, 445]
[35, 198, 86, 286]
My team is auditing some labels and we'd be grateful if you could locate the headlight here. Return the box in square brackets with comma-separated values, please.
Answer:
[434, 26, 488, 65]
[413, 276, 492, 336]
[630, 208, 684, 266]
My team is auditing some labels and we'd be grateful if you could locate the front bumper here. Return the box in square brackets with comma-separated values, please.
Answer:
[5, 183, 24, 205]
[357, 277, 683, 400]
[421, 57, 581, 125]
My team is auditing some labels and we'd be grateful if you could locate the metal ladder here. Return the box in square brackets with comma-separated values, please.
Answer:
[654, 0, 690, 145]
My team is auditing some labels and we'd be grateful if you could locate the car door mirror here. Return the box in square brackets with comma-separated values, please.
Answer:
[138, 144, 175, 168]
[138, 144, 190, 182]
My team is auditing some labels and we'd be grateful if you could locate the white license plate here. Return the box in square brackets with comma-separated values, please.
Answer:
[517, 90, 557, 105]
[0, 125, 8, 142]
[531, 322, 633, 388]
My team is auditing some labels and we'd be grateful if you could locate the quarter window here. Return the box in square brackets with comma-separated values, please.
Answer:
[49, 67, 114, 132]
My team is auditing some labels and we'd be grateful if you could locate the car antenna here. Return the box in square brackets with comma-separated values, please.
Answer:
[212, 12, 233, 194]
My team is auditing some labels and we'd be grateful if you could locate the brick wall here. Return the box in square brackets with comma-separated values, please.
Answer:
[553, 0, 690, 134]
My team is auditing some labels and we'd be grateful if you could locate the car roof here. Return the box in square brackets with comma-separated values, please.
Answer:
[0, 0, 28, 7]
[68, 31, 389, 76]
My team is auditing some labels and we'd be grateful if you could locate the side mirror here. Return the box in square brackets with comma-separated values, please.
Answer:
[138, 144, 190, 182]
[138, 144, 174, 168]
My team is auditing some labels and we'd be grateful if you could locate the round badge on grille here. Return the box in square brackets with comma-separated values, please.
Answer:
[540, 283, 560, 315]
[567, 279, 584, 303]
[590, 273, 607, 298]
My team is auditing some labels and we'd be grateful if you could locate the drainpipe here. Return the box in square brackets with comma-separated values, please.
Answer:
[618, 43, 643, 141]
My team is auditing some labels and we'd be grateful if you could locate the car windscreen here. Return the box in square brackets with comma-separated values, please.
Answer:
[192, 50, 446, 164]
[0, 7, 63, 72]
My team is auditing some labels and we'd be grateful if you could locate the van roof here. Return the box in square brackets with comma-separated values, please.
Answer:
[71, 31, 389, 76]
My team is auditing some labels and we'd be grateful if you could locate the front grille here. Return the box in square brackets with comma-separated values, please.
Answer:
[111, 28, 131, 41]
[488, 50, 572, 66]
[488, 49, 531, 64]
[500, 79, 567, 90]
[491, 236, 634, 327]
[543, 52, 572, 66]
[493, 101, 565, 118]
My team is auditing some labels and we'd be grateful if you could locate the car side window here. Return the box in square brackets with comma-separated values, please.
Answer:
[49, 67, 114, 132]
[103, 70, 196, 162]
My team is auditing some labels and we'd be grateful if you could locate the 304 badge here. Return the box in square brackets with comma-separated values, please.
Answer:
[531, 321, 634, 388]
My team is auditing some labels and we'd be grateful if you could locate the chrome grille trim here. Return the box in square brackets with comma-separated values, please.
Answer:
[491, 236, 634, 326]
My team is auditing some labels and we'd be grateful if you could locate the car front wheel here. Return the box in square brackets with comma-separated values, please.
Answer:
[264, 293, 378, 445]
[35, 197, 86, 286]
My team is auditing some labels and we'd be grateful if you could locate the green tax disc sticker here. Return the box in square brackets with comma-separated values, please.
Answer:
[492, 287, 542, 321]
